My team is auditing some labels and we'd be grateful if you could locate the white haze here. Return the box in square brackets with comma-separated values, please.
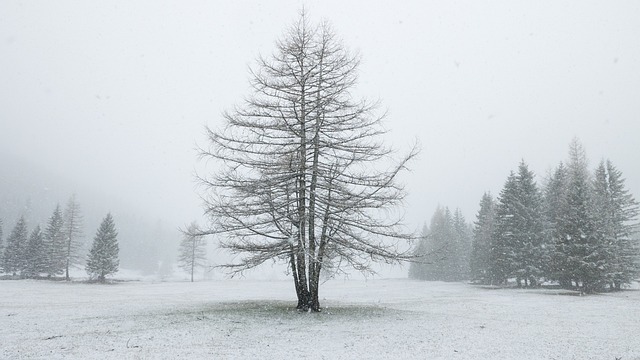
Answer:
[1, 1, 639, 275]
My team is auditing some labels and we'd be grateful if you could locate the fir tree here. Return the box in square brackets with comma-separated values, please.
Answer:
[62, 195, 84, 280]
[0, 218, 4, 252]
[428, 206, 455, 281]
[490, 172, 518, 285]
[3, 216, 28, 277]
[554, 139, 604, 293]
[470, 192, 496, 284]
[44, 205, 66, 277]
[512, 161, 547, 287]
[0, 219, 4, 265]
[544, 162, 570, 286]
[412, 207, 469, 281]
[592, 160, 640, 290]
[177, 222, 207, 282]
[452, 209, 472, 279]
[24, 225, 47, 278]
[86, 213, 119, 282]
[408, 223, 430, 279]
[490, 162, 546, 287]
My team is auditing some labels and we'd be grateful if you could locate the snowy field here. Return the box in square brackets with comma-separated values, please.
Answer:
[1, 278, 639, 360]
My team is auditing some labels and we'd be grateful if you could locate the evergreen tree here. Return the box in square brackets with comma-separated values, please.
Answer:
[0, 219, 4, 266]
[544, 162, 570, 286]
[44, 205, 66, 277]
[3, 216, 28, 277]
[177, 222, 207, 282]
[408, 223, 430, 279]
[452, 209, 472, 279]
[512, 161, 547, 287]
[411, 207, 469, 281]
[0, 218, 4, 252]
[490, 161, 546, 287]
[592, 160, 640, 289]
[428, 206, 454, 281]
[470, 192, 496, 284]
[62, 195, 84, 280]
[490, 172, 518, 284]
[554, 139, 605, 293]
[86, 213, 119, 282]
[24, 225, 47, 278]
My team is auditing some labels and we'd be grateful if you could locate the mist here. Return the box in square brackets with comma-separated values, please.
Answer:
[2, 1, 639, 277]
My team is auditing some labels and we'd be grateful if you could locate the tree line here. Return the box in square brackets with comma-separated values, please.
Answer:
[408, 207, 472, 281]
[0, 195, 120, 282]
[411, 139, 639, 293]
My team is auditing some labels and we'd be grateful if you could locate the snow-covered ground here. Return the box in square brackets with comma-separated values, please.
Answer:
[1, 278, 639, 359]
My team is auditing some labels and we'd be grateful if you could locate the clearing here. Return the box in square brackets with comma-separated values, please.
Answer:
[1, 278, 638, 359]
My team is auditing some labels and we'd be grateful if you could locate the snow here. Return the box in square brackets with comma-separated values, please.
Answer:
[1, 278, 639, 359]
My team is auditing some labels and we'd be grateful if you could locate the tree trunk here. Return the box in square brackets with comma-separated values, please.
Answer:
[191, 240, 196, 282]
[309, 273, 321, 312]
[289, 251, 304, 308]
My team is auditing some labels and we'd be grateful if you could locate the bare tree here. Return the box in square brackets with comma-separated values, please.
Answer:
[198, 12, 417, 311]
[178, 222, 207, 282]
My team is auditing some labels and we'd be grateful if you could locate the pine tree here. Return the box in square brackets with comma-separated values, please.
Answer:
[86, 213, 119, 282]
[0, 218, 4, 267]
[470, 192, 496, 284]
[429, 206, 454, 281]
[490, 162, 546, 287]
[512, 161, 547, 287]
[24, 225, 47, 278]
[178, 222, 207, 282]
[554, 139, 605, 293]
[544, 162, 570, 286]
[62, 195, 84, 280]
[44, 205, 66, 277]
[592, 160, 640, 289]
[411, 207, 470, 281]
[452, 209, 472, 279]
[3, 216, 28, 277]
[490, 172, 518, 285]
[408, 223, 430, 279]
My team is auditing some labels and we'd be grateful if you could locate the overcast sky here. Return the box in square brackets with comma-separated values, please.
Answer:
[1, 1, 639, 232]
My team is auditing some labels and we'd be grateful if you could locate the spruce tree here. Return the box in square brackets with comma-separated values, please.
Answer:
[592, 160, 640, 289]
[62, 195, 84, 280]
[178, 222, 207, 282]
[0, 218, 4, 256]
[86, 213, 119, 282]
[24, 225, 47, 278]
[3, 216, 28, 277]
[512, 161, 547, 287]
[44, 205, 66, 277]
[0, 219, 4, 269]
[490, 172, 519, 285]
[411, 207, 470, 281]
[408, 223, 430, 279]
[554, 139, 605, 293]
[544, 162, 570, 286]
[429, 206, 455, 281]
[452, 209, 472, 280]
[490, 162, 546, 287]
[470, 192, 496, 284]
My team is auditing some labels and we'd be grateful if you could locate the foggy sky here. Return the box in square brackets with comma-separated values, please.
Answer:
[1, 1, 639, 232]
